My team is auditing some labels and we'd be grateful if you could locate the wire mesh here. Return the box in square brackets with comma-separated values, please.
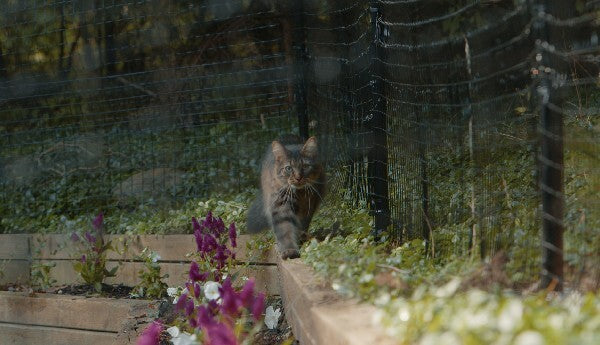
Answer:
[0, 0, 298, 231]
[0, 0, 598, 290]
[305, 0, 599, 290]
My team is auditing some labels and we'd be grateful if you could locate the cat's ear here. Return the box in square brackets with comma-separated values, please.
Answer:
[272, 141, 288, 161]
[301, 136, 318, 158]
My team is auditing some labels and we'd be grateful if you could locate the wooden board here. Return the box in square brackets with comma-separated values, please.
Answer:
[278, 259, 395, 345]
[0, 260, 30, 285]
[0, 323, 116, 345]
[32, 234, 277, 263]
[45, 260, 280, 295]
[0, 291, 153, 332]
[0, 234, 30, 260]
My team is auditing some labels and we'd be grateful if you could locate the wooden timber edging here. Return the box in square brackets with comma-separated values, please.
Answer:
[0, 291, 158, 345]
[278, 258, 396, 345]
[0, 234, 279, 294]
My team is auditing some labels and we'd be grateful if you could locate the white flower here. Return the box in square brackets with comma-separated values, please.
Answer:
[513, 331, 545, 345]
[203, 281, 221, 301]
[149, 251, 161, 263]
[169, 327, 199, 345]
[434, 278, 461, 298]
[167, 287, 178, 297]
[166, 326, 180, 338]
[498, 300, 523, 332]
[264, 306, 282, 330]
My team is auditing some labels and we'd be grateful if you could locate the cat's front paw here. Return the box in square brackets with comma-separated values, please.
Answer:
[281, 248, 300, 260]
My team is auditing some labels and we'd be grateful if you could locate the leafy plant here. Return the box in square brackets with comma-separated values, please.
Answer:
[30, 236, 57, 290]
[31, 261, 57, 290]
[131, 248, 168, 299]
[70, 213, 118, 292]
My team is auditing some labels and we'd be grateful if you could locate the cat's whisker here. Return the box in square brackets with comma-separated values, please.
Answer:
[308, 184, 324, 203]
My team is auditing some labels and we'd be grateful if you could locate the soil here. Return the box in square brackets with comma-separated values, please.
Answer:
[253, 296, 296, 345]
[48, 283, 135, 298]
[0, 282, 137, 299]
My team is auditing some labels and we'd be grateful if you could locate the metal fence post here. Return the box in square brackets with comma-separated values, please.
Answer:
[535, 0, 565, 291]
[292, 1, 309, 140]
[368, 1, 390, 240]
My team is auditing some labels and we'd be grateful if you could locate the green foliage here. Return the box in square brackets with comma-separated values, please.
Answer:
[30, 237, 57, 290]
[30, 261, 57, 291]
[131, 249, 168, 299]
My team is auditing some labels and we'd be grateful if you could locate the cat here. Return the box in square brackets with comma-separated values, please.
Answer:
[246, 135, 326, 259]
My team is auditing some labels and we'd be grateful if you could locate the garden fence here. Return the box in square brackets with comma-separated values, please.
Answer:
[1, 0, 598, 290]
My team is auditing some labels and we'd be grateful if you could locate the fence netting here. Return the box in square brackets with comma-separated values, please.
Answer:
[1, 0, 296, 229]
[305, 0, 598, 289]
[1, 0, 598, 290]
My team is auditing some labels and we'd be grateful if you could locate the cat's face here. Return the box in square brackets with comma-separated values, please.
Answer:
[272, 137, 320, 189]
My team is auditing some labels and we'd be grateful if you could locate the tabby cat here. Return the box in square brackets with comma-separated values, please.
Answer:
[246, 135, 326, 259]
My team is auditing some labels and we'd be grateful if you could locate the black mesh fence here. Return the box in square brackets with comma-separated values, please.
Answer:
[1, 0, 297, 227]
[303, 0, 599, 290]
[1, 0, 599, 290]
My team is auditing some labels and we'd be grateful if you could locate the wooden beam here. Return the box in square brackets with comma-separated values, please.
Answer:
[278, 259, 395, 345]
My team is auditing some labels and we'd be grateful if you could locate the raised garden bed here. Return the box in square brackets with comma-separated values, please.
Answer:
[0, 233, 280, 344]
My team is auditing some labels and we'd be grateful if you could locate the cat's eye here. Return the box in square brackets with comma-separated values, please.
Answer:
[284, 166, 292, 173]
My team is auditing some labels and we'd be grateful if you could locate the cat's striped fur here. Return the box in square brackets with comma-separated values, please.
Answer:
[246, 135, 326, 259]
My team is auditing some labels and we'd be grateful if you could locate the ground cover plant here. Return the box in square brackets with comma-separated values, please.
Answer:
[298, 116, 600, 345]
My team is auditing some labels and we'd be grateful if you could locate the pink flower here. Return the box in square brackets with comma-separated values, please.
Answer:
[136, 321, 162, 345]
[70, 232, 80, 242]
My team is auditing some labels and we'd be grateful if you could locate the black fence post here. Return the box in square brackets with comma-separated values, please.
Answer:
[535, 0, 565, 291]
[367, 2, 390, 240]
[292, 1, 309, 140]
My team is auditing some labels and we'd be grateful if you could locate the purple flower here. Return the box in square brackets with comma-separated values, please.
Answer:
[80, 254, 86, 263]
[228, 223, 237, 248]
[70, 232, 80, 242]
[251, 292, 265, 321]
[185, 282, 201, 299]
[136, 321, 162, 345]
[214, 246, 229, 269]
[192, 217, 201, 232]
[193, 218, 204, 251]
[239, 279, 255, 308]
[92, 212, 104, 230]
[205, 322, 237, 345]
[84, 231, 96, 244]
[219, 278, 242, 317]
[185, 298, 195, 317]
[189, 261, 207, 282]
[196, 305, 215, 328]
[201, 234, 218, 255]
[175, 293, 188, 312]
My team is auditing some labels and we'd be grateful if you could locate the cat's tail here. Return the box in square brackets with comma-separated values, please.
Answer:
[246, 194, 269, 233]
